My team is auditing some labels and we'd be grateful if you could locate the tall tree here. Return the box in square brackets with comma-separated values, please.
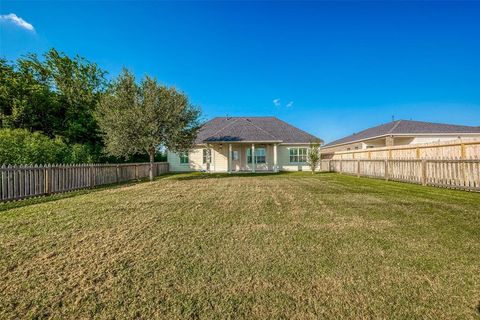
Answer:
[95, 69, 201, 180]
[0, 49, 108, 145]
[0, 58, 58, 135]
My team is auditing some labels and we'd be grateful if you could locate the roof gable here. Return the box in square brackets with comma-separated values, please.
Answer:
[196, 117, 322, 144]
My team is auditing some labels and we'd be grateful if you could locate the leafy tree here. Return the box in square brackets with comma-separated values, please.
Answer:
[0, 58, 58, 136]
[307, 141, 322, 174]
[0, 49, 108, 146]
[95, 69, 201, 180]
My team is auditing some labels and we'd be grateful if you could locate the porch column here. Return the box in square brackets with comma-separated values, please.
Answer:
[228, 144, 232, 173]
[211, 145, 215, 173]
[252, 143, 256, 173]
[273, 143, 278, 172]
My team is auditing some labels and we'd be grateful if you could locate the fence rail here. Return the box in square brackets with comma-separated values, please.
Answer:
[0, 162, 169, 202]
[324, 159, 480, 191]
[328, 139, 480, 160]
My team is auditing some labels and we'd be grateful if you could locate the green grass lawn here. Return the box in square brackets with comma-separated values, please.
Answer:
[1, 172, 479, 319]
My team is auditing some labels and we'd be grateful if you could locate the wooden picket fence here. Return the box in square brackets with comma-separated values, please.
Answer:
[330, 139, 480, 160]
[324, 159, 480, 191]
[0, 162, 169, 202]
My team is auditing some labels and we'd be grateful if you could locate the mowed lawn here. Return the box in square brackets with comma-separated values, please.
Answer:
[1, 173, 479, 319]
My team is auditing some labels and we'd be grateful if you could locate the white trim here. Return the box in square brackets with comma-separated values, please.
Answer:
[273, 143, 278, 172]
[288, 146, 309, 164]
[201, 140, 283, 144]
[280, 142, 323, 145]
[228, 144, 232, 174]
[252, 144, 256, 173]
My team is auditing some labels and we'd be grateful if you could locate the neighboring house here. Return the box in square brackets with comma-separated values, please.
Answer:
[168, 117, 322, 173]
[322, 120, 480, 157]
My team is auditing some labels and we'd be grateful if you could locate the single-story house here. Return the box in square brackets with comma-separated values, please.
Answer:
[168, 117, 323, 173]
[322, 120, 480, 157]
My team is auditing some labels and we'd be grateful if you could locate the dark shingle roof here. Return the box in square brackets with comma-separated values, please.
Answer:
[324, 120, 480, 147]
[195, 117, 322, 144]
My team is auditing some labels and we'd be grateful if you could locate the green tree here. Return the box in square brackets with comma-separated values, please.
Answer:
[307, 141, 322, 174]
[0, 58, 58, 136]
[0, 49, 108, 146]
[95, 69, 201, 180]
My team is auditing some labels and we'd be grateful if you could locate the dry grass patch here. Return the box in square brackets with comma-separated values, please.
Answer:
[1, 172, 479, 319]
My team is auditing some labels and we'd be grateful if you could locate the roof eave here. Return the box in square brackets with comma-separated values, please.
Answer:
[201, 140, 284, 144]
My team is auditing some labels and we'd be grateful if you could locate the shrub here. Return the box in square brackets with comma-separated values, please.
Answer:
[0, 128, 94, 165]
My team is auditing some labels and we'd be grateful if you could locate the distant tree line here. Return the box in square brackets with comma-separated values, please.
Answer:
[0, 49, 200, 168]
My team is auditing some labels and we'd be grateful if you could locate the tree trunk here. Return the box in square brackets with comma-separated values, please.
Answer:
[148, 147, 155, 182]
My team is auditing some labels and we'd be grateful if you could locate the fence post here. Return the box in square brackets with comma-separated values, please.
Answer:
[90, 164, 95, 188]
[384, 159, 389, 181]
[135, 164, 139, 180]
[421, 160, 427, 186]
[357, 160, 360, 177]
[116, 164, 120, 183]
[45, 165, 52, 195]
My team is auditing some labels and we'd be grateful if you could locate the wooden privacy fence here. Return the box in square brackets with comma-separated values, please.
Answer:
[325, 159, 480, 191]
[330, 139, 480, 160]
[0, 162, 169, 202]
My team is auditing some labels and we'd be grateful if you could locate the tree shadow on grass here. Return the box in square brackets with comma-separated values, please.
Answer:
[170, 171, 328, 181]
[0, 175, 173, 213]
[0, 172, 331, 212]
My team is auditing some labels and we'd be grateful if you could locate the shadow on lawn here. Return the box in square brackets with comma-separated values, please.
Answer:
[0, 172, 329, 212]
[0, 175, 175, 213]
[171, 171, 327, 181]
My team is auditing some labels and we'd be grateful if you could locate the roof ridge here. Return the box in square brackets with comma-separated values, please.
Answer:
[207, 118, 240, 138]
[388, 120, 402, 134]
[273, 117, 320, 140]
[244, 118, 279, 140]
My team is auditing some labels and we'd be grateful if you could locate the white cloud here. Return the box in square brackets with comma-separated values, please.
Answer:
[273, 98, 281, 107]
[0, 13, 35, 32]
[286, 101, 294, 108]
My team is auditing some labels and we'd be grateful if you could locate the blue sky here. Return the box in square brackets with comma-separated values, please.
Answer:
[1, 1, 480, 143]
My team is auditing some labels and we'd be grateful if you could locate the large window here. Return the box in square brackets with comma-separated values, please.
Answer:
[179, 152, 189, 164]
[256, 148, 266, 164]
[247, 148, 266, 164]
[289, 147, 308, 163]
[203, 149, 211, 164]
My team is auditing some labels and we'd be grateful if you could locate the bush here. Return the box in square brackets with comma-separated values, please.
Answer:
[0, 129, 94, 165]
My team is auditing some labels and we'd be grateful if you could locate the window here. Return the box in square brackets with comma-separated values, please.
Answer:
[256, 148, 266, 164]
[298, 148, 307, 162]
[289, 147, 308, 163]
[247, 148, 266, 164]
[203, 149, 211, 164]
[179, 152, 189, 164]
[232, 150, 239, 161]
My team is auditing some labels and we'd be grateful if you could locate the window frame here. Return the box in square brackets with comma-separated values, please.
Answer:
[289, 147, 308, 163]
[203, 148, 211, 164]
[255, 148, 266, 164]
[179, 152, 189, 164]
[247, 147, 266, 164]
[298, 147, 308, 163]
